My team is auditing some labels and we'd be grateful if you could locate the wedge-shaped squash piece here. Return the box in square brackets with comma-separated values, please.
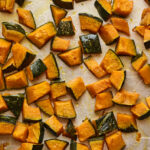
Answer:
[70, 140, 89, 150]
[0, 115, 16, 135]
[141, 8, 150, 26]
[26, 81, 51, 104]
[51, 36, 70, 52]
[0, 67, 5, 90]
[144, 29, 150, 49]
[67, 77, 86, 100]
[50, 5, 67, 26]
[112, 0, 133, 17]
[146, 96, 150, 108]
[58, 47, 82, 66]
[79, 34, 101, 54]
[112, 89, 139, 106]
[53, 0, 73, 9]
[87, 78, 111, 98]
[3, 94, 24, 118]
[0, 0, 15, 13]
[17, 8, 36, 29]
[94, 0, 112, 21]
[36, 99, 54, 116]
[111, 17, 130, 35]
[99, 24, 119, 45]
[131, 102, 150, 120]
[27, 22, 57, 48]
[0, 39, 11, 65]
[132, 26, 146, 37]
[96, 112, 118, 136]
[95, 91, 113, 111]
[5, 70, 28, 89]
[0, 95, 8, 113]
[76, 119, 95, 142]
[117, 113, 138, 132]
[2, 22, 25, 42]
[26, 59, 47, 81]
[26, 122, 44, 144]
[43, 53, 59, 80]
[18, 143, 43, 150]
[105, 131, 126, 150]
[131, 52, 147, 71]
[50, 81, 67, 99]
[63, 120, 77, 140]
[101, 49, 123, 73]
[110, 70, 126, 90]
[12, 43, 36, 70]
[44, 115, 63, 136]
[79, 13, 103, 33]
[45, 139, 69, 150]
[23, 99, 42, 122]
[54, 100, 76, 119]
[13, 122, 28, 142]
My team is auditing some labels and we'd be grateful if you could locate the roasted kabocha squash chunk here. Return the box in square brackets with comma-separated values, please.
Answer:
[112, 0, 133, 17]
[117, 113, 138, 132]
[87, 78, 111, 98]
[23, 99, 42, 122]
[26, 59, 47, 81]
[2, 22, 25, 42]
[94, 0, 112, 21]
[18, 143, 43, 150]
[105, 131, 126, 150]
[76, 119, 95, 142]
[146, 96, 150, 108]
[26, 81, 51, 104]
[0, 67, 5, 90]
[43, 53, 59, 80]
[12, 43, 36, 70]
[5, 70, 28, 89]
[13, 122, 28, 142]
[63, 120, 77, 140]
[0, 0, 15, 13]
[131, 102, 150, 120]
[133, 26, 147, 37]
[113, 89, 139, 106]
[45, 139, 69, 150]
[101, 49, 123, 73]
[0, 115, 16, 135]
[57, 16, 75, 36]
[36, 99, 54, 116]
[54, 100, 76, 119]
[50, 81, 67, 99]
[17, 8, 36, 29]
[27, 22, 57, 48]
[144, 29, 150, 49]
[70, 140, 89, 150]
[58, 47, 82, 66]
[26, 122, 44, 144]
[79, 13, 102, 33]
[44, 115, 63, 136]
[79, 34, 101, 54]
[131, 52, 147, 71]
[66, 77, 86, 100]
[110, 70, 126, 90]
[141, 8, 150, 26]
[0, 95, 8, 113]
[95, 91, 113, 112]
[53, 0, 73, 9]
[50, 5, 67, 26]
[99, 24, 119, 45]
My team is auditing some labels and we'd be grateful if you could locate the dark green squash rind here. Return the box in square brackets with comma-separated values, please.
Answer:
[43, 123, 58, 136]
[138, 110, 150, 120]
[0, 115, 17, 124]
[23, 118, 42, 123]
[144, 40, 150, 49]
[52, 0, 74, 9]
[70, 140, 77, 150]
[88, 136, 104, 141]
[118, 124, 138, 132]
[32, 144, 43, 150]
[38, 122, 45, 144]
[2, 63, 16, 73]
[15, 0, 25, 6]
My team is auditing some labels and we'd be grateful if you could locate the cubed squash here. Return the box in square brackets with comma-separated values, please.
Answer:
[144, 29, 150, 49]
[0, 67, 5, 90]
[0, 0, 15, 13]
[141, 8, 150, 26]
[132, 26, 146, 37]
[18, 143, 43, 150]
[89, 137, 104, 150]
[70, 140, 89, 150]
[0, 95, 8, 113]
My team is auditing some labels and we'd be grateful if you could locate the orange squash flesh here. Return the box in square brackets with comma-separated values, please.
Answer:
[0, 95, 8, 113]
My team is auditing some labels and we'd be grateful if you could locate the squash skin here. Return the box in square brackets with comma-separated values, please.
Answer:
[70, 140, 89, 150]
[18, 143, 43, 150]
[16, 0, 25, 6]
[144, 29, 150, 49]
[53, 0, 74, 9]
[0, 67, 5, 91]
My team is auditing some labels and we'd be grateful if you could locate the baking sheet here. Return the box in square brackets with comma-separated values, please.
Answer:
[0, 0, 150, 149]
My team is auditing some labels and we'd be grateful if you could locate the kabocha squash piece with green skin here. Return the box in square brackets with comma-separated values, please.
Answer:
[0, 115, 16, 135]
[67, 77, 86, 100]
[12, 43, 36, 70]
[133, 26, 147, 37]
[0, 0, 15, 13]
[2, 22, 25, 42]
[53, 0, 74, 9]
[58, 47, 82, 66]
[17, 8, 36, 29]
[26, 81, 51, 104]
[5, 70, 28, 89]
[79, 13, 103, 33]
[94, 0, 112, 21]
[50, 5, 67, 26]
[117, 113, 138, 132]
[16, 0, 25, 6]
[23, 99, 42, 122]
[43, 53, 59, 80]
[112, 89, 139, 106]
[45, 139, 69, 150]
[105, 131, 126, 150]
[44, 115, 63, 136]
[27, 22, 57, 48]
[18, 143, 43, 150]
[0, 95, 8, 113]
[110, 70, 126, 90]
[0, 67, 5, 90]
[144, 29, 150, 49]
[70, 140, 89, 150]
[79, 34, 101, 54]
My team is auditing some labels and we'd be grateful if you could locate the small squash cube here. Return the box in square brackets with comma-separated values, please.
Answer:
[0, 67, 5, 90]
[70, 140, 89, 150]
[132, 26, 146, 37]
[89, 137, 104, 150]
[144, 29, 150, 49]
[141, 8, 150, 26]
[0, 95, 8, 113]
